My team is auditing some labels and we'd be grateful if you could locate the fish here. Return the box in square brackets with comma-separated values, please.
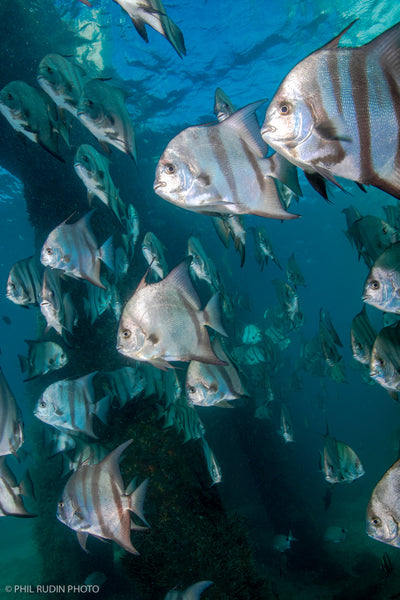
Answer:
[272, 530, 297, 553]
[164, 581, 214, 600]
[185, 338, 247, 407]
[66, 441, 109, 474]
[350, 306, 377, 365]
[40, 211, 114, 289]
[40, 267, 77, 337]
[57, 439, 149, 554]
[111, 0, 186, 58]
[240, 324, 262, 345]
[286, 253, 306, 287]
[18, 340, 68, 381]
[34, 372, 110, 439]
[122, 203, 140, 259]
[116, 258, 228, 369]
[366, 458, 400, 548]
[0, 457, 36, 518]
[74, 144, 127, 223]
[154, 100, 301, 219]
[319, 320, 343, 367]
[187, 235, 220, 291]
[6, 256, 42, 307]
[99, 366, 145, 409]
[37, 53, 86, 117]
[321, 427, 364, 484]
[142, 231, 168, 280]
[0, 368, 24, 457]
[369, 323, 400, 398]
[214, 87, 236, 121]
[250, 226, 281, 271]
[77, 79, 137, 161]
[323, 526, 348, 543]
[163, 397, 206, 444]
[347, 215, 399, 268]
[363, 242, 400, 314]
[383, 204, 400, 232]
[278, 404, 294, 443]
[320, 307, 343, 348]
[84, 572, 107, 588]
[273, 279, 300, 325]
[261, 22, 400, 201]
[0, 80, 64, 161]
[200, 438, 222, 486]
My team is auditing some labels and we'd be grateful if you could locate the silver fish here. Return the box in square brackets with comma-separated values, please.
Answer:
[154, 100, 301, 219]
[218, 215, 246, 267]
[77, 79, 137, 161]
[320, 307, 343, 348]
[321, 427, 364, 484]
[142, 231, 168, 280]
[116, 258, 227, 369]
[367, 458, 400, 547]
[34, 372, 109, 439]
[261, 22, 400, 200]
[347, 215, 399, 268]
[122, 203, 140, 259]
[273, 279, 300, 324]
[40, 267, 77, 336]
[162, 396, 206, 443]
[214, 87, 235, 122]
[350, 305, 377, 365]
[0, 368, 24, 457]
[200, 438, 222, 486]
[272, 531, 297, 553]
[286, 253, 306, 287]
[74, 144, 127, 223]
[164, 581, 214, 600]
[83, 277, 113, 325]
[6, 256, 42, 307]
[383, 204, 400, 231]
[369, 323, 400, 398]
[250, 226, 281, 271]
[57, 439, 149, 554]
[319, 320, 343, 367]
[363, 242, 400, 314]
[0, 457, 36, 518]
[100, 366, 145, 409]
[37, 53, 86, 117]
[112, 0, 186, 58]
[278, 404, 294, 443]
[40, 211, 114, 289]
[186, 338, 247, 407]
[187, 235, 219, 291]
[0, 80, 63, 161]
[18, 340, 68, 381]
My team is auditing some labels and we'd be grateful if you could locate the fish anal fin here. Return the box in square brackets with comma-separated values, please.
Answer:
[131, 17, 149, 42]
[77, 531, 89, 552]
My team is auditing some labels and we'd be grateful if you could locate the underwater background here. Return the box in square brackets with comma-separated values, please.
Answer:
[2, 0, 400, 598]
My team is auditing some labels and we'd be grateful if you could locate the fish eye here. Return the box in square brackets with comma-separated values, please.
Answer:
[6, 92, 13, 101]
[377, 357, 385, 367]
[8, 282, 15, 290]
[370, 280, 380, 290]
[45, 247, 53, 256]
[164, 163, 176, 175]
[371, 516, 381, 526]
[85, 99, 93, 107]
[188, 386, 196, 394]
[122, 329, 131, 339]
[356, 342, 363, 350]
[279, 103, 291, 115]
[58, 501, 64, 508]
[382, 227, 388, 234]
[46, 66, 53, 74]
[82, 155, 88, 162]
[40, 400, 46, 408]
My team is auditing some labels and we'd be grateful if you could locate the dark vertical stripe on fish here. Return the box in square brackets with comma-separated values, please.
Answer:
[327, 51, 343, 115]
[240, 139, 265, 192]
[206, 127, 239, 205]
[350, 51, 374, 183]
[383, 68, 400, 177]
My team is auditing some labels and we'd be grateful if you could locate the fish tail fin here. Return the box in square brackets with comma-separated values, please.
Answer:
[269, 152, 302, 196]
[126, 478, 150, 526]
[18, 355, 28, 374]
[183, 581, 214, 600]
[203, 293, 228, 336]
[99, 236, 115, 272]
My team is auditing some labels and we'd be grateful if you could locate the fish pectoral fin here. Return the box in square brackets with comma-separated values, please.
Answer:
[310, 164, 348, 193]
[314, 119, 352, 143]
[131, 17, 149, 42]
[196, 172, 211, 187]
[137, 4, 166, 17]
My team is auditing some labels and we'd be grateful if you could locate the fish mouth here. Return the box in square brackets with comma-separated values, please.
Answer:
[153, 182, 166, 190]
[261, 124, 275, 136]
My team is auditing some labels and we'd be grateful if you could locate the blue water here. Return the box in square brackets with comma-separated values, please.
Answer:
[2, 1, 400, 599]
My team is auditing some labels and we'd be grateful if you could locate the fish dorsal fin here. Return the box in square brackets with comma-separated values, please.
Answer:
[319, 20, 358, 51]
[219, 99, 268, 158]
[98, 439, 133, 490]
[160, 257, 201, 310]
[136, 260, 155, 293]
